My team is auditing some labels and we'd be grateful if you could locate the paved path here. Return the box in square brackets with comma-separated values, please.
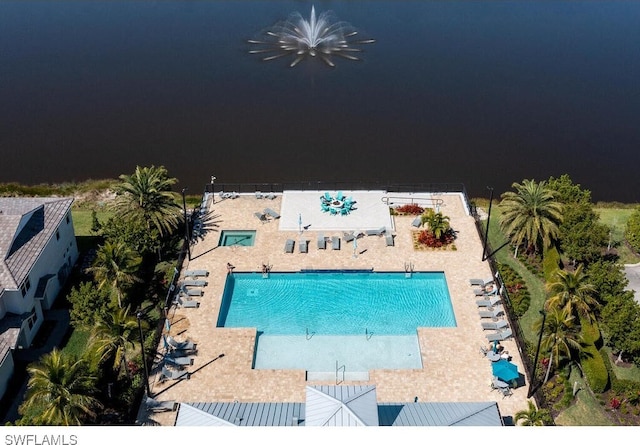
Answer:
[624, 263, 640, 304]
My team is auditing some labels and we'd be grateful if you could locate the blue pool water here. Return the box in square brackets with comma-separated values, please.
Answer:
[217, 271, 456, 335]
[218, 230, 256, 247]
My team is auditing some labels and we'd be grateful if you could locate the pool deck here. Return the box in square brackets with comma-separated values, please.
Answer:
[140, 190, 531, 425]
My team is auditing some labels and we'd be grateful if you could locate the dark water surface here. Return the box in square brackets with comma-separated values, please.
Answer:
[2, 1, 640, 201]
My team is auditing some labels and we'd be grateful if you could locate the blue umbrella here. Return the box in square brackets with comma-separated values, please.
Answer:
[492, 359, 519, 383]
[165, 318, 171, 333]
[162, 334, 170, 351]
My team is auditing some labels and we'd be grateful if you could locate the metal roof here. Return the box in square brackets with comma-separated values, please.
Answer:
[176, 401, 305, 426]
[378, 401, 503, 426]
[305, 385, 379, 426]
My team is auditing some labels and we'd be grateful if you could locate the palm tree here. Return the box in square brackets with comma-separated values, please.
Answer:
[498, 179, 563, 256]
[426, 211, 451, 240]
[21, 349, 102, 425]
[514, 400, 552, 426]
[534, 307, 583, 382]
[545, 264, 599, 322]
[88, 240, 142, 308]
[112, 165, 182, 238]
[90, 305, 142, 375]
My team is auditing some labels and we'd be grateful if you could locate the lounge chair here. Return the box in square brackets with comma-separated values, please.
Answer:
[479, 305, 505, 319]
[160, 366, 190, 382]
[343, 232, 355, 242]
[324, 192, 332, 202]
[317, 233, 326, 249]
[481, 319, 509, 331]
[476, 296, 502, 307]
[486, 328, 513, 342]
[284, 239, 294, 253]
[175, 297, 200, 308]
[299, 239, 308, 253]
[264, 208, 280, 219]
[385, 233, 395, 247]
[331, 236, 340, 250]
[336, 191, 343, 201]
[469, 277, 494, 287]
[184, 270, 209, 277]
[267, 192, 276, 200]
[365, 227, 385, 236]
[255, 191, 264, 199]
[183, 288, 203, 297]
[145, 396, 178, 412]
[166, 336, 197, 351]
[254, 212, 268, 223]
[164, 355, 194, 368]
[183, 279, 207, 287]
[412, 216, 422, 228]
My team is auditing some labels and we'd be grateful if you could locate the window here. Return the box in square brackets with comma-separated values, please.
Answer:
[20, 277, 31, 297]
[56, 229, 60, 240]
[66, 213, 70, 224]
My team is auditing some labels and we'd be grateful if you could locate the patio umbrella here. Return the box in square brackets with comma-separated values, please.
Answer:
[298, 213, 302, 234]
[353, 233, 358, 258]
[162, 334, 170, 351]
[492, 359, 519, 383]
[165, 318, 171, 333]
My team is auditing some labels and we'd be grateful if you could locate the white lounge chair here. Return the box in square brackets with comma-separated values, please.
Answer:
[412, 216, 422, 227]
[254, 212, 268, 223]
[255, 191, 264, 199]
[317, 233, 326, 249]
[343, 232, 355, 243]
[331, 236, 340, 250]
[479, 305, 505, 319]
[166, 336, 197, 351]
[476, 296, 502, 307]
[299, 239, 308, 253]
[175, 297, 200, 308]
[183, 279, 207, 287]
[486, 328, 513, 342]
[284, 239, 294, 253]
[145, 396, 178, 412]
[164, 355, 194, 368]
[160, 366, 190, 381]
[184, 270, 209, 277]
[491, 377, 512, 398]
[182, 288, 203, 297]
[264, 208, 280, 219]
[481, 319, 509, 331]
[470, 277, 494, 287]
[385, 233, 395, 246]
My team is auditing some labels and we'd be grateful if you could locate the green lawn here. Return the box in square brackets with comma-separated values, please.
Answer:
[594, 207, 639, 265]
[71, 209, 113, 237]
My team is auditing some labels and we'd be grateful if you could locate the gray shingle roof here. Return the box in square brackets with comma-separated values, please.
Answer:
[0, 197, 73, 289]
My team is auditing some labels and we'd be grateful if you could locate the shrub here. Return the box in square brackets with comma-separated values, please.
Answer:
[582, 340, 610, 393]
[396, 203, 424, 215]
[624, 206, 640, 253]
[416, 229, 456, 249]
[542, 245, 562, 281]
[496, 262, 531, 316]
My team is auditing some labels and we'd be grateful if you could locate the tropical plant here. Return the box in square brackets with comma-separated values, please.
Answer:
[88, 240, 142, 308]
[67, 281, 112, 327]
[545, 264, 599, 322]
[89, 306, 143, 375]
[514, 400, 552, 426]
[111, 165, 182, 238]
[534, 307, 584, 382]
[625, 206, 640, 253]
[423, 210, 451, 240]
[498, 179, 563, 256]
[20, 349, 102, 426]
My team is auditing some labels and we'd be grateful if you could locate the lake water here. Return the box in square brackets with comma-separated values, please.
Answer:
[2, 1, 640, 201]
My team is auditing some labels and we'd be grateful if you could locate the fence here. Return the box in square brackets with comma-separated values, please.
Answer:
[472, 209, 554, 421]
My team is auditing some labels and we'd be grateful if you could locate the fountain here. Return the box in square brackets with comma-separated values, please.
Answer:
[248, 5, 375, 67]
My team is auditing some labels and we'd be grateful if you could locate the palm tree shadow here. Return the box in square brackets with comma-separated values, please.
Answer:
[191, 212, 222, 244]
[152, 353, 225, 398]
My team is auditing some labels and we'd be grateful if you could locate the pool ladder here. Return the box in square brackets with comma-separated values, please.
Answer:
[404, 262, 414, 278]
[336, 361, 345, 385]
[306, 328, 315, 340]
[365, 328, 373, 341]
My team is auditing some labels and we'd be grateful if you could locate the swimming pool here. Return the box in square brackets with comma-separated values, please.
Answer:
[217, 271, 456, 335]
[218, 230, 256, 247]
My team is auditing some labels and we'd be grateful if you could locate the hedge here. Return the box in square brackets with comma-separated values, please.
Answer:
[581, 319, 609, 393]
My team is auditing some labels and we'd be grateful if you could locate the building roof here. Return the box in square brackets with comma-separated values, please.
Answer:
[0, 197, 73, 290]
[174, 385, 503, 427]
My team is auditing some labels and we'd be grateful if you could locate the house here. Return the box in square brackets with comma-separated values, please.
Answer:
[0, 197, 78, 399]
[172, 385, 504, 426]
